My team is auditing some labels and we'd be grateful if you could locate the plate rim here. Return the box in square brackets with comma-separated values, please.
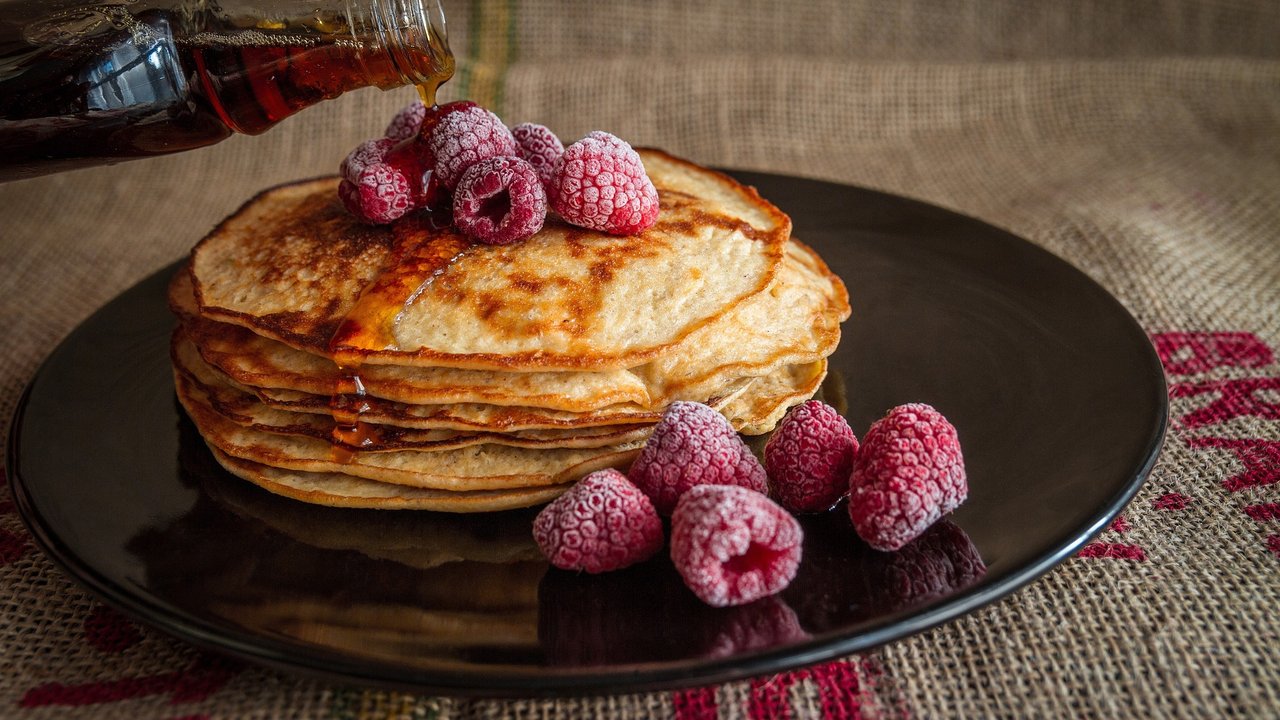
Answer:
[5, 169, 1169, 697]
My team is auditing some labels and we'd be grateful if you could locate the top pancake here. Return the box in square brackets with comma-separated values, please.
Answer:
[190, 149, 790, 372]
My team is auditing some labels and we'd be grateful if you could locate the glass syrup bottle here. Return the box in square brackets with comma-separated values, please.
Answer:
[0, 0, 453, 181]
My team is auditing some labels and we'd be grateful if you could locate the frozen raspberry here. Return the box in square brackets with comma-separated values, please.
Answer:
[512, 122, 564, 192]
[533, 469, 663, 573]
[628, 401, 767, 515]
[338, 163, 413, 224]
[764, 400, 859, 513]
[670, 485, 803, 607]
[428, 105, 518, 191]
[452, 156, 547, 245]
[381, 138, 434, 206]
[848, 403, 967, 551]
[384, 101, 428, 141]
[418, 100, 477, 140]
[551, 131, 660, 235]
[339, 137, 397, 182]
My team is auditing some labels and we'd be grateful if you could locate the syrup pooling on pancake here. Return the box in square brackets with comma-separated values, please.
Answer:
[326, 217, 475, 458]
[190, 150, 791, 371]
[171, 273, 653, 412]
[172, 337, 654, 452]
[173, 242, 844, 414]
[174, 148, 848, 512]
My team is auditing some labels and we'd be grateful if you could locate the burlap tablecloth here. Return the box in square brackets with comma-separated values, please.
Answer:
[3, 0, 1279, 716]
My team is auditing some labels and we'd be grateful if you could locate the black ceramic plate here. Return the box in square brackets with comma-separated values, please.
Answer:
[8, 171, 1166, 696]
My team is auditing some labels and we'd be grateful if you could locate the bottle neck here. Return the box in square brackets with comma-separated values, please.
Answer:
[349, 0, 454, 97]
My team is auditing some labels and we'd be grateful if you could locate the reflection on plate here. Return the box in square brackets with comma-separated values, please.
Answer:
[8, 170, 1166, 695]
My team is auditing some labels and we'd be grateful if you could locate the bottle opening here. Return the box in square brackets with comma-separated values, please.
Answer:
[353, 0, 454, 93]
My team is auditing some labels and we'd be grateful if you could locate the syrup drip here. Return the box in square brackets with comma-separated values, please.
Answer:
[328, 366, 381, 462]
[325, 202, 473, 462]
[416, 81, 439, 106]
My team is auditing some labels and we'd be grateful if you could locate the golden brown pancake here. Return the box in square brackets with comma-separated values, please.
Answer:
[174, 148, 848, 511]
[173, 239, 847, 414]
[210, 448, 570, 511]
[189, 150, 791, 371]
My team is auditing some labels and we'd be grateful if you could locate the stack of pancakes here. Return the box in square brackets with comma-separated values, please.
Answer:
[170, 150, 850, 512]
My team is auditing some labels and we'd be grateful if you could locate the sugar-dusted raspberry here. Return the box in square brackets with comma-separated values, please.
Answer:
[428, 105, 518, 191]
[533, 468, 664, 574]
[338, 163, 413, 224]
[418, 100, 477, 140]
[848, 403, 967, 551]
[384, 101, 427, 141]
[452, 156, 547, 245]
[550, 131, 660, 235]
[339, 137, 397, 182]
[670, 485, 803, 607]
[764, 400, 859, 513]
[628, 401, 767, 515]
[382, 138, 434, 206]
[511, 122, 564, 192]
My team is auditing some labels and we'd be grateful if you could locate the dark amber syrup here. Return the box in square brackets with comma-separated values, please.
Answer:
[323, 206, 473, 461]
[0, 3, 450, 180]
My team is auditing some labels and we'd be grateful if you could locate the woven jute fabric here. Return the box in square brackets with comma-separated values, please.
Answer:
[3, 0, 1279, 717]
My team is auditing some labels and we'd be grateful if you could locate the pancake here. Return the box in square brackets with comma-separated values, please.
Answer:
[175, 147, 849, 512]
[724, 360, 828, 435]
[174, 349, 654, 452]
[237, 372, 754, 432]
[179, 375, 645, 491]
[170, 271, 653, 412]
[174, 239, 847, 413]
[211, 448, 569, 511]
[190, 149, 791, 371]
[632, 240, 847, 404]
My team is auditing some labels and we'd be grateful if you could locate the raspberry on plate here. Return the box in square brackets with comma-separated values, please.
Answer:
[384, 101, 428, 141]
[428, 105, 518, 191]
[848, 403, 968, 551]
[417, 100, 477, 140]
[628, 401, 767, 515]
[338, 163, 413, 225]
[764, 400, 859, 513]
[339, 137, 397, 183]
[533, 468, 664, 574]
[452, 156, 547, 245]
[550, 131, 660, 235]
[383, 138, 435, 206]
[512, 122, 564, 192]
[670, 485, 804, 607]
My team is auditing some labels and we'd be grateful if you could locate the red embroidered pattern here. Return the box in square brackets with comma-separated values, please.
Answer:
[1156, 330, 1280, 562]
[1244, 503, 1280, 522]
[673, 658, 877, 719]
[0, 528, 29, 566]
[1152, 332, 1273, 375]
[1152, 493, 1191, 510]
[1077, 543, 1147, 561]
[83, 604, 143, 655]
[672, 686, 718, 720]
[748, 660, 866, 720]
[1169, 377, 1280, 429]
[1184, 437, 1280, 492]
[20, 654, 241, 708]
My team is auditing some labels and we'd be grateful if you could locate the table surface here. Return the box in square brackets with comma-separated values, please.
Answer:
[2, 1, 1278, 717]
